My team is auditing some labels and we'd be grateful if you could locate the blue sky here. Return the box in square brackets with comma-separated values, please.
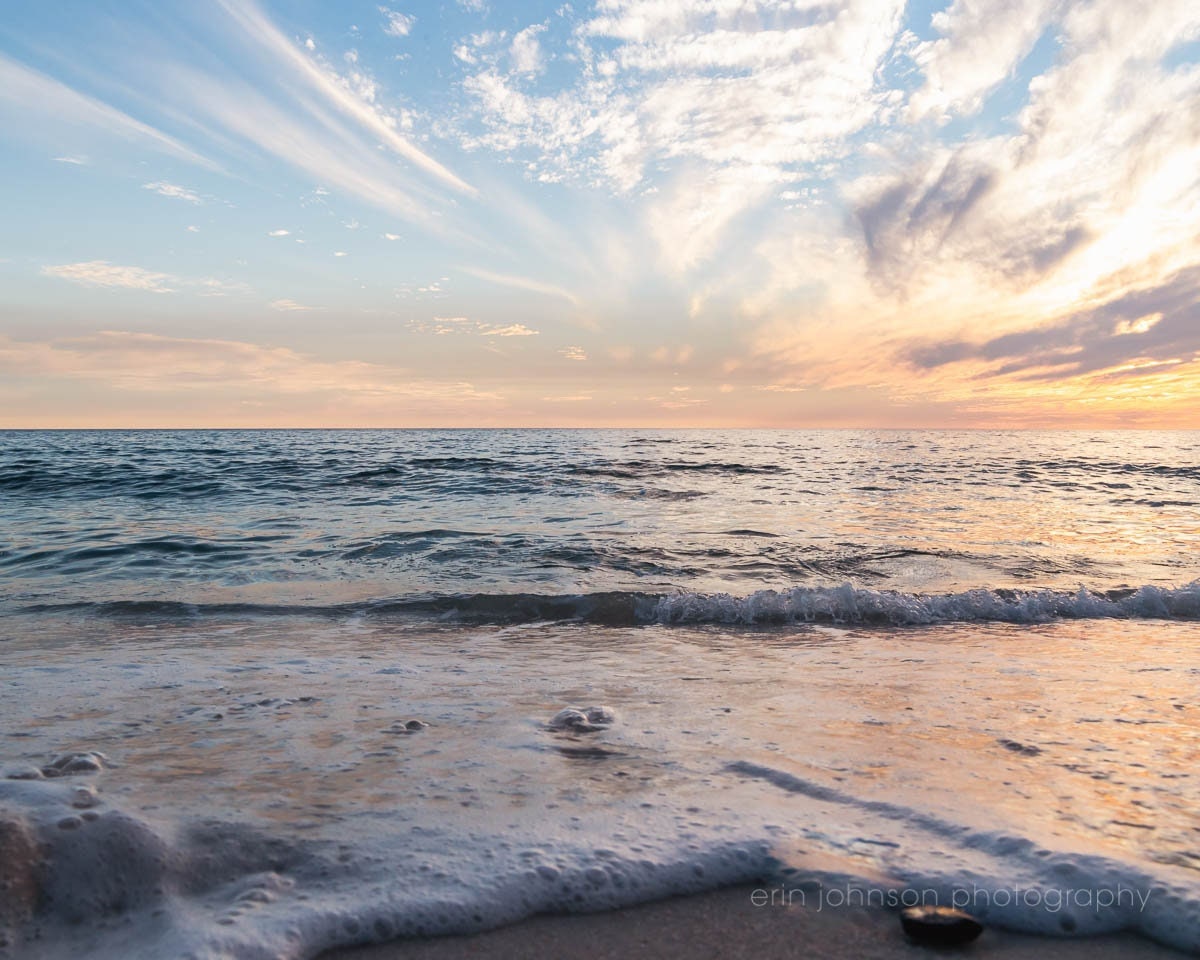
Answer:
[1, 0, 1198, 426]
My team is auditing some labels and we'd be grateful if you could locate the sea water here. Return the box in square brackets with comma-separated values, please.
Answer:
[1, 429, 1198, 958]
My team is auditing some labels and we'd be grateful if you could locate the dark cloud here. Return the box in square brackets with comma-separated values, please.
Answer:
[854, 147, 1099, 292]
[901, 262, 1200, 380]
[856, 149, 996, 285]
[995, 225, 1092, 278]
[904, 340, 976, 369]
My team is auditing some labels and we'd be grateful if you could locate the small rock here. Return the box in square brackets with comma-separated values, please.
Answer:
[900, 905, 984, 946]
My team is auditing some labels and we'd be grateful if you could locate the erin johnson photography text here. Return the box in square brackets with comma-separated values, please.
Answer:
[750, 883, 1154, 914]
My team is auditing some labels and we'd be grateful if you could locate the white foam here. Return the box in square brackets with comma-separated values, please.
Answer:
[4, 615, 1199, 958]
[4, 765, 1199, 959]
[651, 581, 1200, 625]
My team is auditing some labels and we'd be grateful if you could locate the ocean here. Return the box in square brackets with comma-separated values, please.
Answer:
[1, 429, 1198, 958]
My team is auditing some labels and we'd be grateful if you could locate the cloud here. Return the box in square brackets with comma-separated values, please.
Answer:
[382, 233, 402, 240]
[457, 0, 906, 270]
[409, 316, 473, 334]
[853, 144, 1002, 286]
[0, 331, 504, 415]
[42, 261, 177, 293]
[213, 0, 475, 197]
[379, 7, 415, 38]
[903, 262, 1200, 382]
[267, 229, 290, 237]
[334, 251, 349, 257]
[0, 54, 217, 169]
[53, 155, 88, 165]
[187, 225, 200, 232]
[461, 266, 580, 306]
[270, 298, 314, 311]
[848, 0, 1200, 307]
[908, 0, 1064, 119]
[480, 323, 538, 337]
[143, 181, 204, 204]
[560, 346, 587, 360]
[407, 317, 539, 337]
[461, 0, 905, 190]
[511, 24, 547, 74]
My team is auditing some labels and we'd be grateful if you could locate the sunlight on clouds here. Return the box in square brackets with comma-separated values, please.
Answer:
[0, 332, 506, 425]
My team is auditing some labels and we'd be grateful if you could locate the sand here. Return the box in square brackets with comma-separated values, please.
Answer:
[322, 884, 1186, 960]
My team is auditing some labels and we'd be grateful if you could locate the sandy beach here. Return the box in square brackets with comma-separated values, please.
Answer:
[324, 885, 1186, 960]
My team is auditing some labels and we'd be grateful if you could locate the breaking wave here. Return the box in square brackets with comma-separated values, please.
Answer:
[22, 582, 1200, 627]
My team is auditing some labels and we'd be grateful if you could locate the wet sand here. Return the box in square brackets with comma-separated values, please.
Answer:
[323, 884, 1186, 960]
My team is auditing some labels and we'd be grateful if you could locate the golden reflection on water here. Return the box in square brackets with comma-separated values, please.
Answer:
[1, 615, 1197, 872]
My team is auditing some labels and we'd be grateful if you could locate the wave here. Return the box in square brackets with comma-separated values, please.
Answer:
[20, 582, 1200, 626]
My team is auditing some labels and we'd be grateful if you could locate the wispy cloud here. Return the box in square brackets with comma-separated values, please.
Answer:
[213, 0, 475, 197]
[0, 54, 216, 169]
[270, 298, 314, 311]
[143, 181, 204, 204]
[379, 7, 415, 38]
[480, 323, 538, 337]
[42, 261, 177, 293]
[267, 229, 290, 237]
[461, 266, 580, 306]
[0, 331, 504, 418]
[560, 346, 587, 360]
[41, 260, 252, 299]
[408, 316, 539, 337]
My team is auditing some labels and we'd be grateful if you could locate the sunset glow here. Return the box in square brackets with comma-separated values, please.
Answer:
[2, 0, 1198, 427]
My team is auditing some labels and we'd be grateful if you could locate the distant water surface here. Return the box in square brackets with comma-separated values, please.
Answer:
[2, 429, 1198, 616]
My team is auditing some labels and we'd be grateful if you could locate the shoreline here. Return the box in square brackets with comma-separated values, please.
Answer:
[321, 884, 1188, 960]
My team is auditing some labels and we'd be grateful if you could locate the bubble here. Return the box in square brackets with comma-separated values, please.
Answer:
[548, 705, 616, 733]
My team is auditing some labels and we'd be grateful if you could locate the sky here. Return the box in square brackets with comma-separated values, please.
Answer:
[1, 0, 1198, 428]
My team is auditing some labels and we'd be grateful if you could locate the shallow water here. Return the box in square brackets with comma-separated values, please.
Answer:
[1, 430, 1198, 958]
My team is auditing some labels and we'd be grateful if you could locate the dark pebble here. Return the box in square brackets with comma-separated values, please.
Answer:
[900, 905, 984, 946]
